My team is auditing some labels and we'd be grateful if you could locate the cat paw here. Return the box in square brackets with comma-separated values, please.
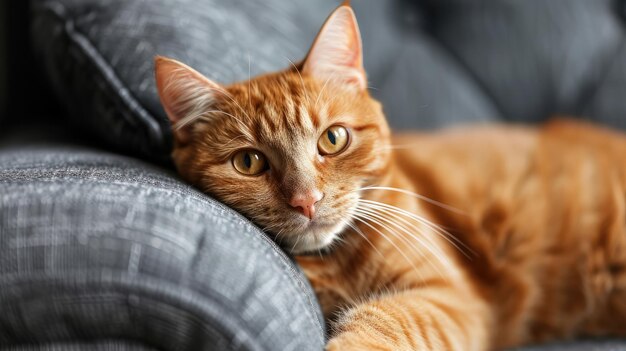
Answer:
[325, 336, 395, 351]
[325, 338, 355, 351]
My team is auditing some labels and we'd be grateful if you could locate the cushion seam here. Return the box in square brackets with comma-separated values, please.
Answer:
[32, 1, 165, 149]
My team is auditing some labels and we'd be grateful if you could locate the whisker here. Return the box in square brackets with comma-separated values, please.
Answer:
[290, 233, 303, 253]
[354, 208, 428, 259]
[261, 223, 285, 245]
[359, 199, 474, 257]
[357, 204, 462, 273]
[273, 227, 287, 246]
[351, 214, 425, 280]
[353, 207, 449, 280]
[260, 221, 282, 240]
[331, 234, 346, 245]
[342, 216, 385, 259]
[284, 56, 312, 106]
[223, 134, 250, 148]
[354, 204, 444, 255]
[247, 53, 252, 110]
[261, 222, 277, 232]
[314, 74, 334, 109]
[358, 186, 466, 215]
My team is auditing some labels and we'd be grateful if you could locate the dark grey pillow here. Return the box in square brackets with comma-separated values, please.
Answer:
[30, 0, 338, 163]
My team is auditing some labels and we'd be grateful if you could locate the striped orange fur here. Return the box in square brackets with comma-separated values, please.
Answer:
[155, 4, 626, 350]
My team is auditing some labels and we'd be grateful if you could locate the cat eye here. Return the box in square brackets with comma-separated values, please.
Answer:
[232, 150, 268, 176]
[318, 125, 349, 155]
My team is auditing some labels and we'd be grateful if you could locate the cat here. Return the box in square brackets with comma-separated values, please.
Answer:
[154, 3, 626, 351]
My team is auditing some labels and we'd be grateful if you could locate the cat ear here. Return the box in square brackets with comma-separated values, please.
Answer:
[154, 56, 222, 143]
[302, 3, 366, 91]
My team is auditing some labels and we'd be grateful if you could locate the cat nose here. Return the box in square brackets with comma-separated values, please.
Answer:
[289, 189, 323, 220]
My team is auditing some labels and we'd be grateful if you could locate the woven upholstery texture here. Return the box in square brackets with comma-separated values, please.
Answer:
[0, 146, 324, 351]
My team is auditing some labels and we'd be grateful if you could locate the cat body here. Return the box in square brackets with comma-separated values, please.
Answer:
[154, 4, 626, 350]
[301, 120, 626, 350]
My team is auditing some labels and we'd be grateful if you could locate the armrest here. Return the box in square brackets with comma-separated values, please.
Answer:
[0, 146, 324, 350]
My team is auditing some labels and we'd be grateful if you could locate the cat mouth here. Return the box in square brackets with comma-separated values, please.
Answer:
[307, 218, 335, 228]
[284, 219, 346, 255]
[282, 200, 360, 254]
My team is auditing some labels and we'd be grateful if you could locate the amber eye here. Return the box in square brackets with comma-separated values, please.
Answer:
[318, 125, 349, 155]
[232, 150, 268, 176]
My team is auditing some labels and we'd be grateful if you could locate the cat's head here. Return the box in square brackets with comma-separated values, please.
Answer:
[155, 4, 391, 254]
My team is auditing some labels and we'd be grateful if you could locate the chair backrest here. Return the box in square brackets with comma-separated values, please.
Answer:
[353, 0, 626, 131]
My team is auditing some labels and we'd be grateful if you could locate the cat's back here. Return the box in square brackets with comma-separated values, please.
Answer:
[392, 122, 537, 213]
[392, 118, 626, 345]
[392, 119, 626, 212]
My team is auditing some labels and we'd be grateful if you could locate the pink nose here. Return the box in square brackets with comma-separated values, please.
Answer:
[289, 189, 323, 219]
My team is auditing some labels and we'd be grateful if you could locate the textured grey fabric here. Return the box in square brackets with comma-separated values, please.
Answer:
[5, 340, 156, 351]
[0, 147, 324, 351]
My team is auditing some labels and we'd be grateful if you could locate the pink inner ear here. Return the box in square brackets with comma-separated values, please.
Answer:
[302, 6, 366, 90]
[154, 56, 222, 142]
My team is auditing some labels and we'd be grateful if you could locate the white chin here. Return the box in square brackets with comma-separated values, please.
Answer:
[286, 221, 345, 255]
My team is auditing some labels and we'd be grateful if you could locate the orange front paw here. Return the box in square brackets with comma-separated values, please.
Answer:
[325, 334, 399, 351]
[325, 336, 364, 351]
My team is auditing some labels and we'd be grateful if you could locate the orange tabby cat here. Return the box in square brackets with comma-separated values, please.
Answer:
[154, 3, 626, 350]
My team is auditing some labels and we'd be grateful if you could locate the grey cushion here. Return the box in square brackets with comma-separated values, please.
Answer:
[0, 146, 324, 351]
[30, 0, 338, 163]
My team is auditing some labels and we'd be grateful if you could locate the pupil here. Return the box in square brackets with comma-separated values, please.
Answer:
[244, 153, 252, 168]
[328, 130, 336, 145]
